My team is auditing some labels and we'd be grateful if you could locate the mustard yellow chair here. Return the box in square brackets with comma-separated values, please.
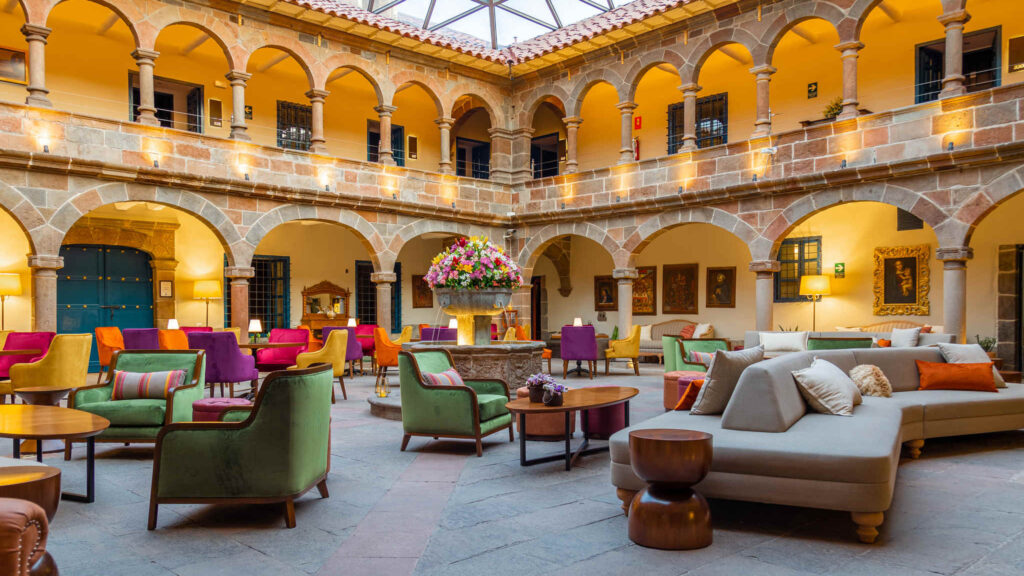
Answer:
[0, 331, 10, 349]
[502, 327, 516, 341]
[218, 327, 251, 355]
[3, 334, 92, 398]
[605, 325, 641, 375]
[292, 328, 349, 403]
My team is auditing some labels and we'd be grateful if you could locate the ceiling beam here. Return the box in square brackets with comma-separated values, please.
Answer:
[3, 0, 18, 14]
[719, 45, 751, 65]
[877, 0, 901, 22]
[428, 4, 486, 32]
[656, 63, 677, 75]
[181, 32, 210, 56]
[97, 13, 120, 36]
[545, 0, 562, 28]
[788, 24, 816, 44]
[256, 52, 290, 73]
[423, 0, 436, 29]
[497, 5, 557, 31]
[326, 68, 354, 84]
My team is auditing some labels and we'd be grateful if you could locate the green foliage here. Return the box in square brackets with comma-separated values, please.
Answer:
[823, 96, 844, 119]
[777, 324, 800, 332]
[975, 334, 997, 353]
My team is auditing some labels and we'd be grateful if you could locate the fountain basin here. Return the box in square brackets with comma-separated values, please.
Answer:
[404, 340, 545, 387]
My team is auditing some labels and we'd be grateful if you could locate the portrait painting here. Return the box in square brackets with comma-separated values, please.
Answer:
[873, 245, 930, 315]
[412, 274, 433, 308]
[706, 267, 736, 308]
[593, 275, 617, 311]
[0, 46, 26, 85]
[632, 266, 657, 316]
[663, 264, 699, 315]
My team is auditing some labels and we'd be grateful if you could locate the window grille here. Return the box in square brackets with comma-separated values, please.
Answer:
[775, 237, 821, 303]
[224, 255, 290, 334]
[277, 100, 311, 151]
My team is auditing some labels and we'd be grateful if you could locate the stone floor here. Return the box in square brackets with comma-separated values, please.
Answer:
[9, 359, 1024, 576]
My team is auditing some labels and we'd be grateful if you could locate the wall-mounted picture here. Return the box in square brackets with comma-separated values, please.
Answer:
[873, 244, 930, 315]
[158, 280, 173, 299]
[412, 274, 433, 308]
[632, 266, 657, 316]
[594, 275, 617, 311]
[706, 266, 736, 308]
[663, 263, 699, 314]
[0, 46, 27, 85]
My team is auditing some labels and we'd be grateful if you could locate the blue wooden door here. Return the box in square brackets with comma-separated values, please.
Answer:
[57, 245, 154, 371]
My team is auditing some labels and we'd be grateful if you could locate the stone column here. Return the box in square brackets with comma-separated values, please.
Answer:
[616, 101, 637, 164]
[937, 247, 972, 343]
[20, 24, 51, 108]
[750, 260, 780, 332]
[371, 271, 396, 334]
[835, 41, 863, 119]
[679, 83, 700, 151]
[435, 116, 454, 174]
[306, 89, 329, 154]
[562, 116, 582, 173]
[487, 127, 515, 184]
[751, 65, 776, 137]
[510, 127, 534, 184]
[374, 105, 397, 165]
[225, 266, 254, 332]
[151, 258, 177, 327]
[132, 49, 160, 126]
[226, 71, 251, 141]
[613, 268, 638, 334]
[938, 10, 971, 99]
[28, 255, 62, 332]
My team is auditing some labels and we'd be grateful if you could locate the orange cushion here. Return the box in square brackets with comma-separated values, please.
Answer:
[679, 325, 696, 339]
[877, 339, 891, 348]
[916, 360, 997, 392]
[674, 379, 704, 411]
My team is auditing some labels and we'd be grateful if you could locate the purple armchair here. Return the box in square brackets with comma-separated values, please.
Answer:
[123, 328, 160, 350]
[324, 326, 364, 376]
[560, 325, 598, 380]
[0, 332, 55, 381]
[187, 332, 258, 397]
[256, 328, 309, 371]
[421, 327, 457, 341]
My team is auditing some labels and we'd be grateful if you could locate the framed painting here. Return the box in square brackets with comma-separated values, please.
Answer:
[706, 267, 736, 308]
[158, 280, 173, 299]
[873, 245, 930, 315]
[0, 46, 27, 85]
[412, 274, 433, 308]
[663, 263, 699, 314]
[594, 275, 617, 311]
[632, 266, 657, 316]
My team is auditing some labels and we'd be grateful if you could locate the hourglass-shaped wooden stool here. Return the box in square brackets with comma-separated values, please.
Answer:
[627, 429, 713, 550]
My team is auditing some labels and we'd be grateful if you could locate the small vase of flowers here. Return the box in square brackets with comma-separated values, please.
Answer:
[526, 373, 554, 403]
[542, 382, 568, 407]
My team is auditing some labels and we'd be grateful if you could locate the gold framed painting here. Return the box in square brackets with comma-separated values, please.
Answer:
[0, 46, 27, 85]
[632, 266, 657, 316]
[873, 244, 930, 316]
[593, 275, 617, 311]
[663, 263, 698, 314]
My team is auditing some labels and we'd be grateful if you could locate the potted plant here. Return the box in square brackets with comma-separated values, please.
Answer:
[542, 381, 568, 407]
[526, 373, 555, 403]
[976, 335, 998, 358]
[823, 96, 844, 120]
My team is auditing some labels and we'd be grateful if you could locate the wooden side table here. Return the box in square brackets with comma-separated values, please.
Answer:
[0, 465, 61, 521]
[627, 428, 713, 550]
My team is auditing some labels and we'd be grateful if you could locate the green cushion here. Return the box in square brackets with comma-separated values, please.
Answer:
[807, 338, 874, 350]
[477, 393, 509, 422]
[77, 399, 166, 426]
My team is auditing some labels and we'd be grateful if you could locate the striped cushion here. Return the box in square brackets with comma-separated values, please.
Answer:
[679, 325, 696, 339]
[424, 369, 464, 387]
[688, 350, 716, 366]
[111, 370, 187, 400]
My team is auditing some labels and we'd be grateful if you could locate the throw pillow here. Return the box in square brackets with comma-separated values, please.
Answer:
[690, 346, 764, 415]
[693, 323, 714, 339]
[937, 342, 1006, 388]
[759, 331, 808, 355]
[679, 325, 696, 339]
[890, 327, 922, 348]
[639, 325, 652, 342]
[688, 350, 716, 366]
[674, 379, 704, 411]
[921, 325, 933, 334]
[849, 364, 893, 398]
[424, 368, 465, 387]
[111, 370, 187, 400]
[916, 360, 997, 392]
[791, 359, 856, 416]
[876, 339, 892, 348]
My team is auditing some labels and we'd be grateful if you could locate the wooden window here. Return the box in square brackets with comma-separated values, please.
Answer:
[775, 237, 822, 303]
[276, 100, 311, 151]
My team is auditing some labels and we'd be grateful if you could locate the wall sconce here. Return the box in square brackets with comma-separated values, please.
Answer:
[324, 184, 330, 192]
[451, 201, 456, 209]
[42, 143, 49, 153]
[561, 202, 566, 209]
[947, 141, 954, 152]
[392, 193, 397, 199]
[153, 159, 160, 168]
[840, 158, 847, 169]
[616, 195, 621, 202]
[166, 318, 179, 330]
[752, 174, 758, 182]
[678, 185, 684, 195]
[244, 172, 250, 181]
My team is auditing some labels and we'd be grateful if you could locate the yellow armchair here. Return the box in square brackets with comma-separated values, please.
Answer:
[604, 325, 641, 375]
[395, 326, 413, 344]
[292, 329, 349, 402]
[4, 334, 92, 396]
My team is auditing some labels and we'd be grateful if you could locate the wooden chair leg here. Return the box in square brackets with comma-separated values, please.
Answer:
[348, 362, 354, 378]
[400, 433, 411, 452]
[508, 426, 514, 442]
[339, 377, 347, 400]
[475, 437, 483, 457]
[148, 498, 159, 531]
[64, 440, 71, 461]
[284, 499, 296, 528]
[229, 382, 235, 398]
[316, 479, 329, 499]
[616, 488, 637, 516]
[331, 384, 336, 404]
[851, 512, 884, 543]
[633, 358, 640, 375]
[605, 358, 610, 375]
[589, 361, 595, 379]
[563, 361, 568, 379]
[547, 357, 551, 374]
[219, 382, 224, 397]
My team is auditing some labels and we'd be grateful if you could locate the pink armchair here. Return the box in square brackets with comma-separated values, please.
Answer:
[256, 328, 309, 371]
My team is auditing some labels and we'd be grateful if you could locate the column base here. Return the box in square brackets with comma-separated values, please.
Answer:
[617, 152, 634, 164]
[25, 92, 51, 108]
[309, 142, 327, 154]
[379, 155, 396, 166]
[229, 128, 251, 141]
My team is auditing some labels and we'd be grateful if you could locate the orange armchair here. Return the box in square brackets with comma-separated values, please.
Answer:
[373, 326, 411, 385]
[157, 329, 189, 351]
[94, 327, 124, 385]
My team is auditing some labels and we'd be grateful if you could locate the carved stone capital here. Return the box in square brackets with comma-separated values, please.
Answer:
[613, 268, 639, 280]
[562, 116, 582, 128]
[678, 83, 701, 96]
[434, 116, 455, 129]
[225, 70, 251, 85]
[371, 272, 397, 284]
[305, 89, 330, 102]
[749, 260, 781, 273]
[224, 266, 256, 279]
[834, 41, 864, 55]
[20, 24, 51, 42]
[131, 49, 160, 63]
[936, 247, 974, 262]
[937, 9, 970, 27]
[749, 64, 777, 78]
[374, 105, 398, 117]
[28, 255, 63, 271]
[616, 101, 637, 113]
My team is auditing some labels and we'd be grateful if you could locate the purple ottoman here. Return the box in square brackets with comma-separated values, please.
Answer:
[580, 385, 628, 440]
[192, 397, 252, 422]
[663, 370, 705, 410]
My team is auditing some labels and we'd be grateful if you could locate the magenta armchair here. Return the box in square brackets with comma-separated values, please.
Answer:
[324, 326, 364, 377]
[560, 325, 598, 380]
[188, 332, 258, 397]
[421, 327, 456, 341]
[256, 328, 309, 371]
[0, 332, 55, 379]
[180, 327, 213, 334]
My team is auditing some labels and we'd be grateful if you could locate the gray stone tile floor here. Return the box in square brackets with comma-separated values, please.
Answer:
[9, 359, 1024, 575]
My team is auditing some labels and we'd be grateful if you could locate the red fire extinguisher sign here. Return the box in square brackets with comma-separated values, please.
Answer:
[634, 116, 642, 130]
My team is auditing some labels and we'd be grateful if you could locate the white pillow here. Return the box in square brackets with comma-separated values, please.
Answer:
[791, 359, 856, 416]
[693, 323, 714, 339]
[834, 326, 863, 332]
[759, 331, 808, 354]
[936, 342, 1005, 388]
[890, 327, 921, 348]
[639, 325, 652, 342]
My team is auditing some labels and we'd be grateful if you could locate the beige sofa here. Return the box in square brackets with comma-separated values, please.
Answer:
[609, 347, 1024, 543]
[639, 319, 698, 355]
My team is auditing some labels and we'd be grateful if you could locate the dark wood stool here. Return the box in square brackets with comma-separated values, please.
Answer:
[627, 428, 713, 550]
[0, 465, 61, 521]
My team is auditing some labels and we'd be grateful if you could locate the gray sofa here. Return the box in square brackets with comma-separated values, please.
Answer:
[610, 347, 1024, 543]
[743, 330, 955, 350]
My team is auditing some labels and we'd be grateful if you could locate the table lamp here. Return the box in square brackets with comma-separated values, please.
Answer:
[347, 318, 357, 327]
[799, 275, 831, 331]
[448, 318, 457, 329]
[166, 319, 179, 330]
[248, 319, 262, 343]
[193, 280, 222, 327]
[0, 273, 21, 331]
[573, 317, 583, 327]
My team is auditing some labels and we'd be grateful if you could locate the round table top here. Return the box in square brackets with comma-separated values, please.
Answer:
[0, 349, 41, 356]
[506, 386, 638, 414]
[0, 465, 61, 487]
[15, 386, 74, 394]
[0, 405, 109, 440]
[629, 428, 713, 444]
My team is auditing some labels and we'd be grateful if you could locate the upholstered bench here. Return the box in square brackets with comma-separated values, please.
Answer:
[192, 397, 252, 422]
[663, 370, 705, 410]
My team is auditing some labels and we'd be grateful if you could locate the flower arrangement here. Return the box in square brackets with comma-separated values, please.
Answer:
[526, 373, 556, 402]
[425, 236, 523, 290]
[542, 381, 568, 407]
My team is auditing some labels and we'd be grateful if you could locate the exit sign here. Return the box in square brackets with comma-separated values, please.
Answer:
[834, 263, 846, 279]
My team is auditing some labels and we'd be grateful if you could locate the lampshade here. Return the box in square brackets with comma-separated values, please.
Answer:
[347, 318, 357, 327]
[166, 319, 179, 330]
[573, 317, 583, 327]
[0, 273, 21, 297]
[799, 275, 832, 296]
[194, 280, 222, 299]
[248, 319, 263, 333]
[448, 319, 457, 329]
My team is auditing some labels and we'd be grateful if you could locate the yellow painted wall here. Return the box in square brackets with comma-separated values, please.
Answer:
[966, 0, 1024, 88]
[770, 19, 842, 134]
[396, 237, 446, 329]
[698, 45, 755, 145]
[153, 26, 234, 139]
[324, 71, 378, 162]
[392, 84, 441, 171]
[0, 208, 32, 331]
[773, 202, 943, 331]
[245, 51, 311, 150]
[633, 66, 679, 160]
[174, 214, 226, 328]
[577, 82, 620, 171]
[860, 1, 943, 113]
[965, 190, 1024, 342]
[0, 8, 28, 106]
[532, 236, 616, 335]
[531, 102, 567, 173]
[453, 108, 491, 144]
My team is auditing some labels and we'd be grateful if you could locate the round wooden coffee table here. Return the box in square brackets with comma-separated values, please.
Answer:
[627, 428, 713, 550]
[14, 386, 76, 455]
[0, 405, 109, 503]
[506, 386, 638, 471]
[0, 465, 61, 521]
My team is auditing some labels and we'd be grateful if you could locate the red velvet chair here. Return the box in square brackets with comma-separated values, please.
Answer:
[0, 331, 55, 404]
[255, 328, 309, 371]
[354, 324, 377, 371]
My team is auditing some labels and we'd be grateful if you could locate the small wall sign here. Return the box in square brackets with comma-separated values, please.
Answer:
[807, 82, 818, 99]
[1010, 36, 1024, 72]
[159, 280, 174, 298]
[244, 105, 253, 120]
[834, 262, 846, 279]
[634, 116, 642, 130]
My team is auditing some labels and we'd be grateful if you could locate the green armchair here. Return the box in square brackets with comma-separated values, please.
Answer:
[66, 350, 205, 458]
[148, 364, 333, 530]
[677, 338, 731, 371]
[398, 349, 513, 457]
